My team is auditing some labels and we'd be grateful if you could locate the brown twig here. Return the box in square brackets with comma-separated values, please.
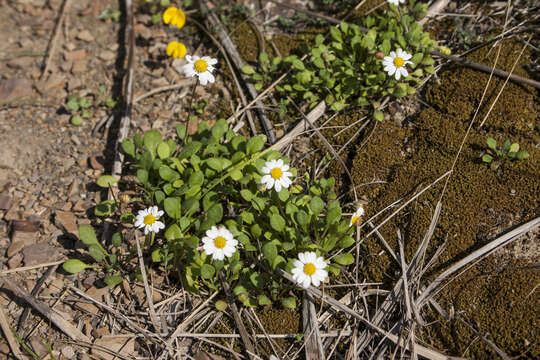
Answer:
[0, 304, 26, 360]
[133, 79, 195, 104]
[40, 0, 72, 79]
[200, 0, 276, 143]
[302, 292, 325, 360]
[218, 271, 256, 360]
[3, 278, 91, 343]
[135, 236, 161, 333]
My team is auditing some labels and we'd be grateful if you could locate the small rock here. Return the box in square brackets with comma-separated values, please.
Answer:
[0, 78, 33, 102]
[0, 194, 12, 210]
[11, 219, 40, 233]
[61, 61, 73, 72]
[8, 252, 23, 269]
[7, 232, 37, 257]
[61, 346, 76, 359]
[92, 337, 134, 360]
[7, 57, 34, 69]
[29, 336, 49, 358]
[55, 210, 78, 236]
[68, 179, 80, 198]
[92, 327, 110, 338]
[64, 49, 87, 62]
[151, 77, 169, 87]
[68, 78, 83, 91]
[36, 73, 66, 94]
[99, 50, 115, 62]
[72, 199, 88, 213]
[23, 243, 58, 265]
[76, 30, 94, 42]
[72, 60, 87, 74]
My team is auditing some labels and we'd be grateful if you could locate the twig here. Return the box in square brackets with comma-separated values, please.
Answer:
[0, 260, 65, 275]
[303, 292, 325, 360]
[419, 0, 451, 25]
[133, 79, 195, 104]
[275, 269, 450, 360]
[17, 264, 59, 331]
[135, 236, 161, 333]
[40, 0, 71, 79]
[218, 271, 256, 360]
[111, 0, 135, 181]
[0, 304, 26, 360]
[417, 216, 540, 307]
[2, 278, 90, 342]
[200, 0, 276, 143]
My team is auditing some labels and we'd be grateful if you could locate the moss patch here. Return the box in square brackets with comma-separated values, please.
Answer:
[350, 39, 539, 357]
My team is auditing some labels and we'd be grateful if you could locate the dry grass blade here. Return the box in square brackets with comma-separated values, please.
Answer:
[40, 0, 71, 79]
[133, 79, 195, 104]
[419, 0, 451, 25]
[303, 292, 325, 359]
[275, 269, 451, 360]
[417, 216, 540, 307]
[0, 303, 26, 360]
[135, 236, 162, 333]
[3, 278, 90, 343]
[200, 0, 275, 143]
[0, 260, 65, 275]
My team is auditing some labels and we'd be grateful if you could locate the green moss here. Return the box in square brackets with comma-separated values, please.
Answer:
[350, 39, 539, 357]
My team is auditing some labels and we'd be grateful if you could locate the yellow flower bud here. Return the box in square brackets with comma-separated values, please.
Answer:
[166, 41, 187, 59]
[163, 7, 185, 29]
[439, 46, 452, 55]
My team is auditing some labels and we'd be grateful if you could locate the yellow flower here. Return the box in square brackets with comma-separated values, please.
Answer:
[166, 41, 186, 59]
[163, 7, 185, 29]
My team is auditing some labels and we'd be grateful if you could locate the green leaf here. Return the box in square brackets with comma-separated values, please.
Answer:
[502, 140, 511, 153]
[66, 97, 79, 112]
[165, 224, 182, 241]
[516, 151, 529, 160]
[79, 225, 98, 246]
[278, 187, 290, 202]
[176, 124, 186, 139]
[330, 27, 342, 42]
[241, 64, 255, 75]
[281, 297, 296, 309]
[137, 169, 148, 184]
[211, 118, 228, 139]
[206, 158, 222, 171]
[120, 212, 135, 223]
[339, 236, 355, 249]
[240, 189, 254, 201]
[94, 200, 116, 217]
[164, 197, 181, 219]
[143, 130, 162, 155]
[71, 115, 83, 126]
[482, 154, 493, 163]
[333, 253, 354, 265]
[189, 171, 204, 187]
[296, 210, 309, 227]
[373, 110, 384, 122]
[326, 201, 342, 225]
[262, 242, 277, 264]
[309, 196, 324, 215]
[246, 136, 266, 155]
[96, 175, 118, 188]
[486, 137, 497, 150]
[258, 295, 271, 306]
[233, 285, 248, 296]
[270, 214, 286, 232]
[104, 275, 122, 287]
[62, 259, 89, 274]
[111, 232, 123, 247]
[215, 300, 228, 311]
[207, 203, 223, 224]
[122, 139, 135, 157]
[88, 244, 105, 261]
[200, 264, 215, 279]
[509, 143, 519, 153]
[157, 142, 170, 159]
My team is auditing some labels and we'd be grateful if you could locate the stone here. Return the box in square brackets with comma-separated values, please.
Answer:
[76, 30, 94, 42]
[0, 194, 12, 210]
[36, 73, 66, 94]
[61, 345, 76, 359]
[7, 56, 34, 69]
[151, 77, 169, 87]
[72, 60, 87, 74]
[61, 61, 73, 72]
[54, 210, 78, 236]
[0, 78, 33, 102]
[64, 49, 87, 62]
[11, 219, 40, 233]
[99, 50, 115, 62]
[8, 252, 23, 269]
[92, 337, 134, 360]
[22, 243, 58, 266]
[89, 156, 104, 170]
[7, 231, 37, 257]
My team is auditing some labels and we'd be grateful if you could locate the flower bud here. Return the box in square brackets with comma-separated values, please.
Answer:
[375, 52, 384, 59]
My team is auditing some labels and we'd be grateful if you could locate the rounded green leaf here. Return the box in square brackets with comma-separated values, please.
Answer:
[309, 196, 324, 215]
[262, 242, 278, 264]
[157, 142, 170, 159]
[200, 264, 215, 279]
[258, 295, 272, 306]
[486, 137, 497, 150]
[333, 253, 354, 265]
[189, 171, 204, 187]
[79, 225, 98, 245]
[246, 136, 266, 155]
[88, 244, 105, 261]
[104, 275, 123, 287]
[206, 158, 222, 171]
[71, 115, 83, 126]
[62, 259, 89, 274]
[509, 143, 519, 153]
[270, 214, 285, 232]
[122, 139, 135, 157]
[143, 129, 162, 155]
[164, 197, 181, 219]
[373, 109, 384, 122]
[281, 296, 296, 309]
[207, 203, 223, 224]
[241, 64, 255, 75]
[516, 151, 529, 160]
[215, 300, 228, 311]
[96, 175, 118, 188]
[482, 154, 493, 163]
[111, 232, 123, 247]
[164, 224, 182, 241]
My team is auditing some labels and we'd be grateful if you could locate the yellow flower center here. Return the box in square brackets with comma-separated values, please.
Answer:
[194, 59, 208, 73]
[303, 263, 316, 276]
[351, 216, 359, 225]
[214, 236, 227, 249]
[393, 57, 405, 67]
[270, 167, 283, 180]
[144, 214, 156, 225]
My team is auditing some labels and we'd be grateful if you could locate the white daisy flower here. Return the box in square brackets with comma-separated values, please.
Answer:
[202, 226, 238, 261]
[134, 206, 165, 235]
[269, 356, 280, 360]
[382, 48, 413, 80]
[260, 159, 293, 193]
[182, 55, 218, 86]
[291, 252, 328, 289]
[350, 206, 365, 227]
[387, 0, 406, 6]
